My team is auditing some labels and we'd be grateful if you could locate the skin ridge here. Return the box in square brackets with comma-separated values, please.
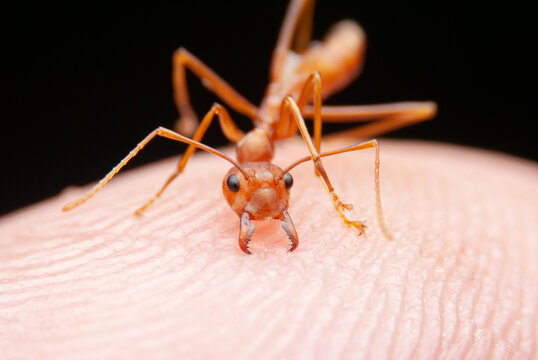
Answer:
[0, 140, 537, 359]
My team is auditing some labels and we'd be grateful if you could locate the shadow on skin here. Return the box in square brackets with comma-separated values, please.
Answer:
[0, 137, 537, 359]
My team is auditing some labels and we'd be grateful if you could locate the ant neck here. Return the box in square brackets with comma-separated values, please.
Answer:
[236, 128, 274, 163]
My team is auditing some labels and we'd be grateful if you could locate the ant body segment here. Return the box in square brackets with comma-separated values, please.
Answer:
[63, 0, 436, 254]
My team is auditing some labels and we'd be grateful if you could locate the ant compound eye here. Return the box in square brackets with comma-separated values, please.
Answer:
[284, 173, 293, 189]
[226, 174, 240, 192]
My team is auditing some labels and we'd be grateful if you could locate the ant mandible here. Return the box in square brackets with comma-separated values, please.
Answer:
[63, 0, 437, 254]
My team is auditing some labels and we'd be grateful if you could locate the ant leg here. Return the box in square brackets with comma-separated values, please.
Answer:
[281, 96, 368, 235]
[63, 126, 245, 213]
[274, 71, 321, 146]
[302, 101, 437, 139]
[270, 0, 312, 80]
[291, 74, 436, 153]
[292, 0, 315, 53]
[135, 103, 245, 215]
[282, 139, 393, 239]
[276, 71, 322, 178]
[296, 71, 323, 152]
[277, 70, 341, 152]
[173, 48, 258, 135]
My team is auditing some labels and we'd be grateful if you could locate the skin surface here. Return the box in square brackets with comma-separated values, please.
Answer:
[1, 137, 537, 359]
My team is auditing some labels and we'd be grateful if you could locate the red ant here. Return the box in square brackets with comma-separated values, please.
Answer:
[63, 0, 436, 254]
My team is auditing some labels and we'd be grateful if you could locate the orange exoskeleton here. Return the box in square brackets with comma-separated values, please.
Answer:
[63, 0, 436, 254]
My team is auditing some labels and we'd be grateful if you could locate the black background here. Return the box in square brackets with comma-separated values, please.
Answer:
[1, 1, 534, 215]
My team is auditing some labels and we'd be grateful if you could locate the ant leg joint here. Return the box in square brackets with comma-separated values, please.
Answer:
[331, 192, 354, 211]
[211, 103, 224, 111]
[175, 47, 188, 56]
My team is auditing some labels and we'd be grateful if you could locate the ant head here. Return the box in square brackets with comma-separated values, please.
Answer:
[222, 162, 293, 221]
[236, 129, 274, 163]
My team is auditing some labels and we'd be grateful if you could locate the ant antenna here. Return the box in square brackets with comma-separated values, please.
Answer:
[63, 127, 249, 212]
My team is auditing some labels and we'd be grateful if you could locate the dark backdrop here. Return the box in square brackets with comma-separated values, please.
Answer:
[1, 1, 534, 215]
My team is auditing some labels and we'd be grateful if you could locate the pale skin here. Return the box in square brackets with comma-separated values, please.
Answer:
[2, 0, 536, 357]
[1, 137, 537, 359]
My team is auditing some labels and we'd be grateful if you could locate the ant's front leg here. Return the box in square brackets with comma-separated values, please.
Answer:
[302, 101, 437, 139]
[280, 95, 367, 235]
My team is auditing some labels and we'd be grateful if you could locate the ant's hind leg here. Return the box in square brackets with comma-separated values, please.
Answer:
[302, 101, 437, 139]
[270, 0, 314, 80]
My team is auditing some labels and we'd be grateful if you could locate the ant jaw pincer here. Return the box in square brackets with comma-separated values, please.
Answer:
[281, 208, 298, 253]
[222, 162, 297, 254]
[239, 212, 256, 255]
[238, 209, 298, 255]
